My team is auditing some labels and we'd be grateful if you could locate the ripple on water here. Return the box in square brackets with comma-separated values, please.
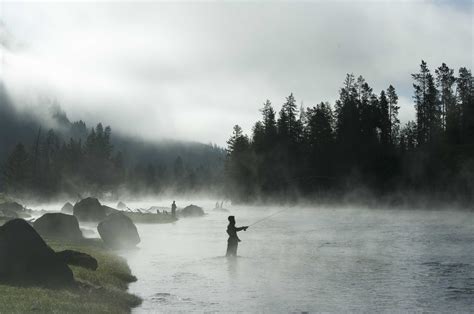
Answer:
[124, 206, 474, 313]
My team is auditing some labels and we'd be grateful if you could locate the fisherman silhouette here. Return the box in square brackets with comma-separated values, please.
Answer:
[226, 216, 248, 257]
[171, 201, 177, 218]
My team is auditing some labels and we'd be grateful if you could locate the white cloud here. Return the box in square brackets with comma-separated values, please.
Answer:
[0, 1, 472, 144]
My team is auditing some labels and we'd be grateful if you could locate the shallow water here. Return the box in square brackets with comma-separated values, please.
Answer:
[118, 202, 474, 313]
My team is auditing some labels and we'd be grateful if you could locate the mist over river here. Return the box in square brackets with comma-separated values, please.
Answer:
[111, 201, 474, 313]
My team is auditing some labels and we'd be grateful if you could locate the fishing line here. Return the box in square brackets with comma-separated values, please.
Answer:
[248, 208, 289, 227]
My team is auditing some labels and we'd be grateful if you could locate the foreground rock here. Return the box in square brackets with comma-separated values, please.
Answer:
[179, 204, 205, 217]
[98, 213, 140, 249]
[61, 202, 74, 214]
[56, 250, 98, 270]
[73, 197, 106, 222]
[33, 213, 83, 241]
[0, 219, 74, 287]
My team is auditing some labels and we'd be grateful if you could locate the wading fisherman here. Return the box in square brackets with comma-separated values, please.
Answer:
[226, 216, 248, 257]
[171, 201, 177, 218]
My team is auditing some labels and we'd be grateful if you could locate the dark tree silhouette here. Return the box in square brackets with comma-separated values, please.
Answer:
[3, 143, 30, 194]
[223, 60, 473, 204]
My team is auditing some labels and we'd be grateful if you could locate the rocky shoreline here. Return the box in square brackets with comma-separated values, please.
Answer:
[0, 196, 143, 313]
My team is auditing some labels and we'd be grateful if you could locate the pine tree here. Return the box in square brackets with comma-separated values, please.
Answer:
[457, 67, 474, 144]
[412, 60, 441, 145]
[257, 100, 279, 196]
[435, 63, 458, 142]
[3, 143, 31, 194]
[378, 90, 390, 146]
[261, 100, 277, 139]
[251, 121, 265, 153]
[225, 125, 255, 201]
[303, 102, 335, 190]
[40, 129, 61, 194]
[278, 93, 300, 142]
[306, 102, 334, 149]
[226, 125, 247, 154]
[387, 85, 400, 145]
[399, 121, 418, 151]
[335, 73, 362, 172]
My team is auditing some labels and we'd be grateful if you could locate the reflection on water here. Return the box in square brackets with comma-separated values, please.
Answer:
[118, 202, 474, 313]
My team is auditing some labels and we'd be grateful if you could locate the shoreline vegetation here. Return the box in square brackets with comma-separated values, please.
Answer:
[0, 195, 144, 313]
[0, 236, 142, 313]
[224, 61, 474, 204]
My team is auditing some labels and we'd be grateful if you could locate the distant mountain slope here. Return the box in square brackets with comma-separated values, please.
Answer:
[0, 82, 225, 192]
[0, 83, 42, 167]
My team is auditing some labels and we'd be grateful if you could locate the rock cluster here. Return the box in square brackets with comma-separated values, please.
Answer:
[33, 213, 83, 241]
[73, 197, 107, 222]
[179, 204, 205, 217]
[98, 213, 140, 249]
[0, 219, 75, 287]
[61, 202, 74, 214]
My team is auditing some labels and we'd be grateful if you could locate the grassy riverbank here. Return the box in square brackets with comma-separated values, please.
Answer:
[0, 239, 141, 313]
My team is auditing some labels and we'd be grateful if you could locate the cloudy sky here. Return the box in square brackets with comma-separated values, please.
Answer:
[0, 1, 472, 145]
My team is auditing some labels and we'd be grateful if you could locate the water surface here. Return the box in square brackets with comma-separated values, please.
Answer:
[120, 203, 474, 312]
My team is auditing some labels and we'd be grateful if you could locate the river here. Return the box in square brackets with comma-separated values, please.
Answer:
[116, 201, 474, 313]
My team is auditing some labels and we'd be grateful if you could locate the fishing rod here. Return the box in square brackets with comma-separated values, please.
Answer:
[248, 207, 289, 227]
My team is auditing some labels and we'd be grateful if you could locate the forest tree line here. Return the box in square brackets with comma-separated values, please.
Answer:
[225, 61, 474, 204]
[2, 60, 473, 204]
[2, 121, 224, 198]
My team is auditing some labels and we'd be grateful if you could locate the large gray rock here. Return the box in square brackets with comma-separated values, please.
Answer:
[56, 250, 98, 270]
[33, 213, 83, 241]
[73, 197, 106, 222]
[61, 202, 74, 214]
[0, 219, 74, 287]
[179, 204, 205, 217]
[98, 213, 140, 249]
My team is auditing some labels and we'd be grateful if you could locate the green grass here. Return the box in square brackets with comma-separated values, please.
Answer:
[123, 211, 177, 224]
[0, 238, 141, 313]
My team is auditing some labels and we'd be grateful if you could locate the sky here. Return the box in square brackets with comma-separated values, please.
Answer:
[0, 0, 472, 145]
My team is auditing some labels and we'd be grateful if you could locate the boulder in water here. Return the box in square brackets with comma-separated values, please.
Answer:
[56, 250, 98, 270]
[33, 213, 83, 241]
[73, 197, 106, 222]
[0, 219, 74, 287]
[117, 201, 128, 210]
[179, 204, 205, 217]
[98, 213, 140, 249]
[61, 202, 74, 214]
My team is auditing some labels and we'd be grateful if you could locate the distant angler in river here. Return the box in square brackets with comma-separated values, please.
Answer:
[226, 216, 248, 257]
